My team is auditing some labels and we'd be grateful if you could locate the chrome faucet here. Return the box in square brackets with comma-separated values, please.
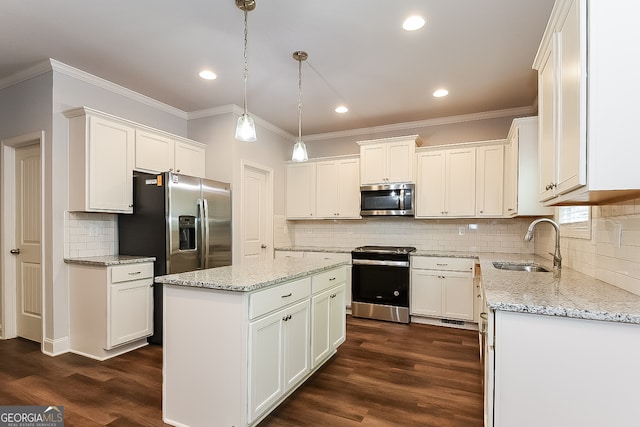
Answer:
[524, 218, 562, 270]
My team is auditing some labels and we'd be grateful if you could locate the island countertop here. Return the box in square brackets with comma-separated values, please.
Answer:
[154, 257, 348, 292]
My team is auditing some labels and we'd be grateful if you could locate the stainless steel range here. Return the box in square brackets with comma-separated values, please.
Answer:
[351, 245, 416, 323]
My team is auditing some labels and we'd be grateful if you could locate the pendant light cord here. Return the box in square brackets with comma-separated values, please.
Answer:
[297, 57, 302, 141]
[242, 5, 249, 115]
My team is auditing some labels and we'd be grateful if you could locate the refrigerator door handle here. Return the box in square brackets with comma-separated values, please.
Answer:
[197, 198, 206, 269]
[202, 198, 211, 269]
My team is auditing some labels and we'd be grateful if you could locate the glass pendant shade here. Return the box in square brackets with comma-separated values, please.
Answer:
[235, 113, 257, 142]
[291, 138, 308, 162]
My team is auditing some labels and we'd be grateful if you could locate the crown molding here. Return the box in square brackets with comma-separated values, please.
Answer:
[0, 59, 52, 90]
[303, 105, 536, 142]
[188, 104, 295, 141]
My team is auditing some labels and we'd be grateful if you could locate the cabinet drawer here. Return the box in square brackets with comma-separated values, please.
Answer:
[250, 277, 311, 320]
[411, 256, 474, 273]
[312, 267, 346, 294]
[111, 263, 153, 284]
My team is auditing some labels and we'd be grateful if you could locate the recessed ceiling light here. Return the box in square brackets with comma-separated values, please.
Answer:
[199, 70, 217, 80]
[433, 89, 449, 98]
[335, 105, 349, 114]
[403, 15, 425, 31]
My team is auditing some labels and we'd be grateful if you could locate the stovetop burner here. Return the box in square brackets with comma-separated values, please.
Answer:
[352, 245, 416, 255]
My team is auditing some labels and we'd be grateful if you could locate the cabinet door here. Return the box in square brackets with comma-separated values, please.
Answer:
[283, 299, 311, 391]
[386, 140, 414, 183]
[410, 270, 442, 316]
[174, 139, 206, 178]
[416, 151, 446, 217]
[316, 161, 338, 218]
[135, 129, 174, 173]
[556, 0, 586, 196]
[446, 148, 476, 217]
[360, 144, 387, 184]
[441, 273, 474, 321]
[504, 130, 519, 216]
[249, 309, 284, 422]
[335, 158, 361, 218]
[88, 116, 135, 212]
[476, 145, 504, 217]
[329, 284, 346, 349]
[108, 280, 153, 348]
[311, 288, 332, 368]
[286, 163, 316, 219]
[538, 48, 557, 202]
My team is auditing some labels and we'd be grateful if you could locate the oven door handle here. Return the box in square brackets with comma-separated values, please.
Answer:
[352, 259, 409, 267]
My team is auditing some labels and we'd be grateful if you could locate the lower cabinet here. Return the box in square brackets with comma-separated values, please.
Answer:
[68, 261, 153, 360]
[311, 281, 346, 367]
[249, 299, 310, 422]
[410, 256, 475, 322]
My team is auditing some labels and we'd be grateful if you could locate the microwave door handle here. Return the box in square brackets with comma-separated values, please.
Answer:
[399, 189, 405, 211]
[203, 198, 210, 269]
[197, 199, 206, 269]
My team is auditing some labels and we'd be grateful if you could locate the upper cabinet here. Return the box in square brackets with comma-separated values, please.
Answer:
[65, 107, 207, 214]
[66, 108, 135, 213]
[136, 131, 206, 178]
[533, 0, 640, 205]
[476, 145, 504, 217]
[286, 156, 360, 220]
[504, 117, 553, 217]
[416, 146, 476, 218]
[358, 135, 422, 185]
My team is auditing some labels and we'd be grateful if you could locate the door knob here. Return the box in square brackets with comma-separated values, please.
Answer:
[10, 248, 20, 254]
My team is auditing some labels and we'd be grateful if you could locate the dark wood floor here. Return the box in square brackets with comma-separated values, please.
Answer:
[0, 316, 483, 427]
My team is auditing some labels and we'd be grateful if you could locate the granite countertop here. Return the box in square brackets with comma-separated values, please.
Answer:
[155, 257, 348, 292]
[478, 252, 640, 324]
[64, 255, 156, 266]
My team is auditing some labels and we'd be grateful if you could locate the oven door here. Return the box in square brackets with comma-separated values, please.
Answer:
[351, 260, 410, 307]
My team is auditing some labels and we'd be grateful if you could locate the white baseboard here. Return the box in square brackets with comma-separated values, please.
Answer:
[42, 336, 70, 356]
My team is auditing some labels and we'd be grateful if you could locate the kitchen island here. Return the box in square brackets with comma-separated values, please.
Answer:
[155, 257, 348, 427]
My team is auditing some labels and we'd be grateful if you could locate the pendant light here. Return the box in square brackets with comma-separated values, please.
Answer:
[291, 51, 309, 162]
[234, 0, 257, 142]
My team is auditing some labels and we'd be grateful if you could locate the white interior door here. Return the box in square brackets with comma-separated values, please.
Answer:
[14, 143, 42, 343]
[241, 162, 273, 263]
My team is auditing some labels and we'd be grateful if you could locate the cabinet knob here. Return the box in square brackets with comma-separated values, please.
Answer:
[261, 244, 267, 249]
[479, 210, 484, 214]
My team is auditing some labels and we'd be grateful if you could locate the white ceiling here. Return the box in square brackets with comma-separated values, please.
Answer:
[0, 0, 555, 137]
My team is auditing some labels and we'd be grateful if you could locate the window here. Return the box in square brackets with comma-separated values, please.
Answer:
[558, 206, 591, 239]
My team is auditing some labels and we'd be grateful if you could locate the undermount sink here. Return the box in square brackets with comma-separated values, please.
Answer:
[492, 262, 552, 273]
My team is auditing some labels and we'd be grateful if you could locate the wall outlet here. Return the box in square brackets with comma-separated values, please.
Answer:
[458, 227, 465, 236]
[89, 223, 99, 237]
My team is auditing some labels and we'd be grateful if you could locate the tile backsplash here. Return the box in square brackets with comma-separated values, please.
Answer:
[535, 197, 640, 296]
[283, 217, 535, 253]
[64, 211, 117, 258]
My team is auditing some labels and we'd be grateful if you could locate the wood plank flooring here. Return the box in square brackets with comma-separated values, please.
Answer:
[0, 316, 483, 426]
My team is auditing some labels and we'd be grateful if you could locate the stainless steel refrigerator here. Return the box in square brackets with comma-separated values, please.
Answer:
[118, 171, 232, 344]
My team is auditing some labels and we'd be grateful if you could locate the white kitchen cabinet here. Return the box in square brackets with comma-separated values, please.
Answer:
[311, 268, 347, 368]
[249, 299, 310, 422]
[66, 108, 135, 213]
[476, 145, 504, 217]
[286, 162, 316, 219]
[68, 261, 153, 360]
[315, 157, 360, 219]
[173, 137, 206, 178]
[411, 257, 475, 322]
[358, 135, 422, 185]
[489, 310, 640, 427]
[135, 130, 206, 178]
[533, 0, 640, 205]
[504, 117, 554, 217]
[416, 147, 476, 218]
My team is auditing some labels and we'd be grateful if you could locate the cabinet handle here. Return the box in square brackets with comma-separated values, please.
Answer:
[329, 277, 336, 281]
[436, 263, 448, 267]
[330, 293, 337, 298]
[282, 314, 292, 321]
[128, 204, 134, 208]
[128, 271, 141, 276]
[480, 312, 488, 320]
[281, 293, 292, 298]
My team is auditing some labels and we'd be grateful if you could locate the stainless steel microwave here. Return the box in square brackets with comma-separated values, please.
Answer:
[360, 183, 415, 216]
